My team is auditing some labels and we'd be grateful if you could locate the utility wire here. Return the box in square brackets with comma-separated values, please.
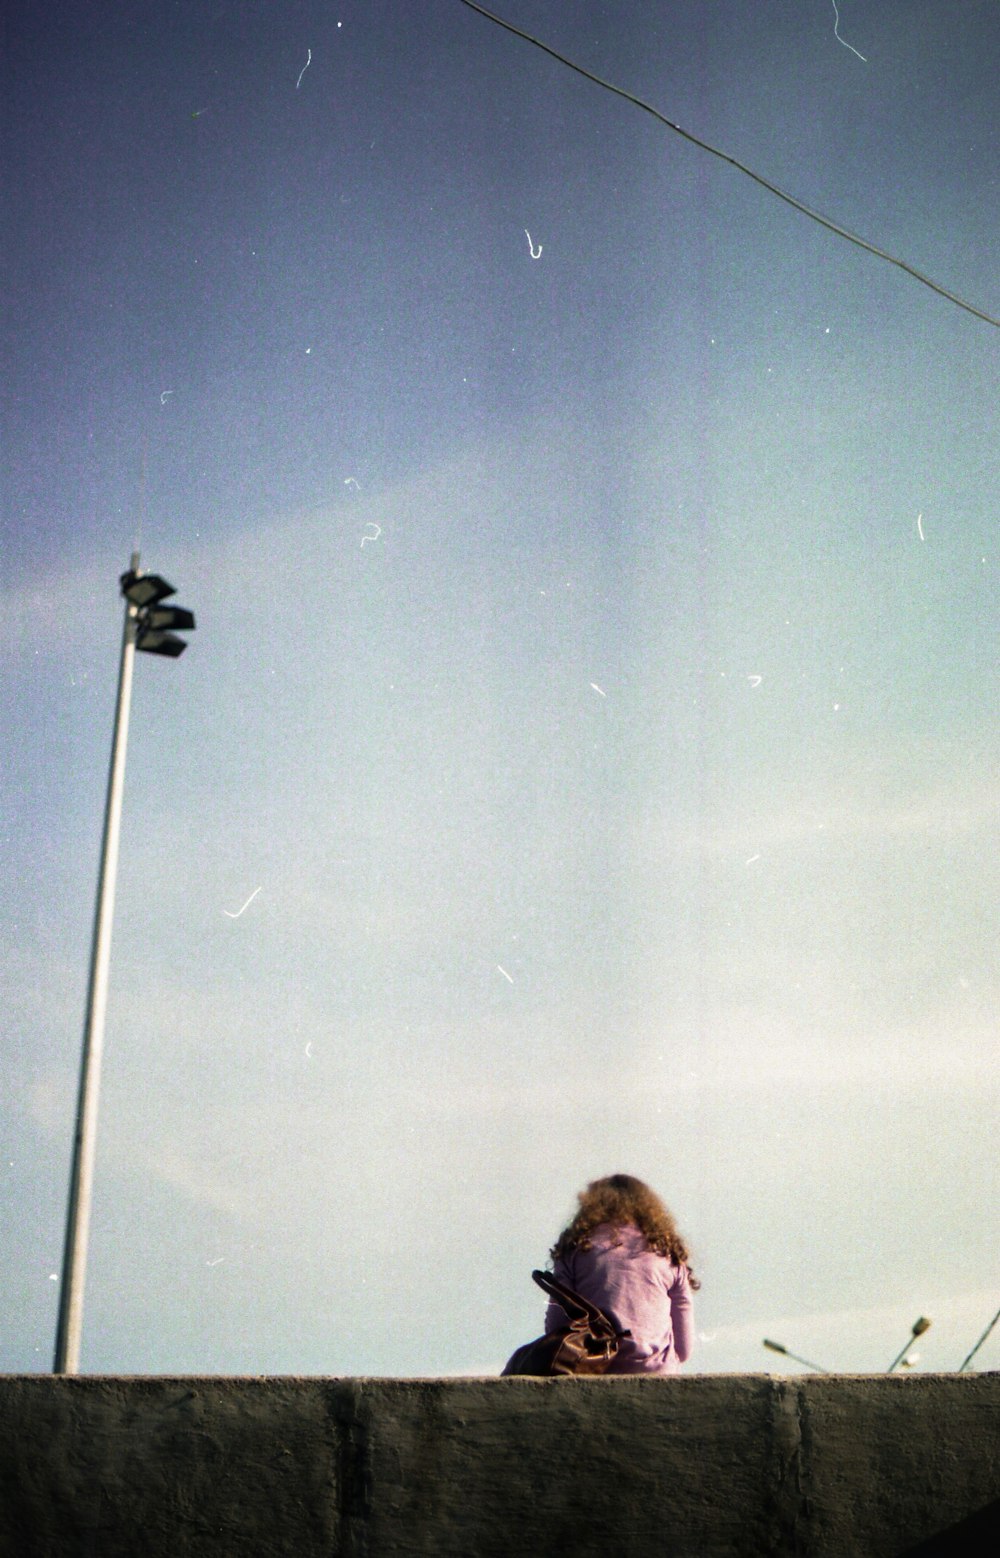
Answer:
[456, 0, 999, 329]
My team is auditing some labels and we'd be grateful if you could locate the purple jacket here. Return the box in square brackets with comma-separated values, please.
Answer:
[545, 1222, 695, 1374]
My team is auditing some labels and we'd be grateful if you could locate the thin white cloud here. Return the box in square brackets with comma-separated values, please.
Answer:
[667, 784, 996, 859]
[146, 1148, 254, 1222]
[696, 1286, 1000, 1375]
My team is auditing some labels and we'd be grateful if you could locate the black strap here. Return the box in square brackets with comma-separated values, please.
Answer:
[531, 1269, 630, 1339]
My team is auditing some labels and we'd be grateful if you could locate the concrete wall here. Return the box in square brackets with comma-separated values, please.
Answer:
[1, 1374, 998, 1557]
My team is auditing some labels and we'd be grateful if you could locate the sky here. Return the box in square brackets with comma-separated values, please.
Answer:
[1, 1, 997, 1378]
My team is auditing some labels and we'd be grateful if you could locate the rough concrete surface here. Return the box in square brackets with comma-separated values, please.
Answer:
[1, 1374, 997, 1556]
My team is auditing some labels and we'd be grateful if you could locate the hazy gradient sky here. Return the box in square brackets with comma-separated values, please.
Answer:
[2, 1, 997, 1377]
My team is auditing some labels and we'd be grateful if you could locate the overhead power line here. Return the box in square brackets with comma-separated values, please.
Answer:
[456, 0, 999, 329]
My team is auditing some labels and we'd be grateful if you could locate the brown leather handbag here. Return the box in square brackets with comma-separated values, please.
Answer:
[501, 1269, 631, 1376]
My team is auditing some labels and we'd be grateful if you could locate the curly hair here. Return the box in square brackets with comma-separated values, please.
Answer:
[550, 1173, 700, 1289]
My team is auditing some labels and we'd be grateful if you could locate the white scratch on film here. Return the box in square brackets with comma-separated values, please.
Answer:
[361, 522, 381, 547]
[590, 682, 606, 697]
[497, 964, 514, 984]
[223, 886, 261, 919]
[344, 477, 360, 490]
[831, 1, 867, 62]
[747, 675, 763, 687]
[305, 1042, 313, 1058]
[296, 48, 312, 89]
[207, 1257, 225, 1267]
[160, 390, 173, 404]
[524, 229, 543, 259]
[746, 854, 761, 865]
[917, 512, 925, 542]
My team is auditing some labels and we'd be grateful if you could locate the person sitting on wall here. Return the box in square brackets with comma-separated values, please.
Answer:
[544, 1173, 699, 1374]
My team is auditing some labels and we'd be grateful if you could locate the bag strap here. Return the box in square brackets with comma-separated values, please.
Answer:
[531, 1269, 630, 1339]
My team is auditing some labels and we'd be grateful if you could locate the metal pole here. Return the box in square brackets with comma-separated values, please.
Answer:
[53, 554, 140, 1374]
[762, 1340, 831, 1374]
[957, 1303, 1000, 1373]
[886, 1316, 932, 1374]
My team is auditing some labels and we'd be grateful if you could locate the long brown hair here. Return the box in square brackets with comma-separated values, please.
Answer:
[551, 1173, 700, 1288]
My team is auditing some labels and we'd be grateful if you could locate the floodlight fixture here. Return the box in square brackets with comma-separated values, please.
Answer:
[762, 1338, 831, 1375]
[120, 569, 176, 608]
[887, 1316, 932, 1373]
[135, 603, 196, 658]
[142, 605, 196, 633]
[54, 553, 195, 1375]
[120, 570, 196, 657]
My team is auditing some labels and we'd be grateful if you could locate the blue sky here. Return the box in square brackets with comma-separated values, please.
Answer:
[2, 1, 997, 1376]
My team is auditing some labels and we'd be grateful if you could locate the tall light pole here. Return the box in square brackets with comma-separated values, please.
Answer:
[887, 1316, 932, 1374]
[762, 1338, 831, 1374]
[958, 1303, 1000, 1373]
[53, 554, 195, 1374]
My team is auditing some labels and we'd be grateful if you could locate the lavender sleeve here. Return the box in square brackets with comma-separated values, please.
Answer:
[670, 1266, 695, 1362]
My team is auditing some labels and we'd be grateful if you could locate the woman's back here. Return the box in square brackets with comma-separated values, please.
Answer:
[547, 1220, 695, 1375]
